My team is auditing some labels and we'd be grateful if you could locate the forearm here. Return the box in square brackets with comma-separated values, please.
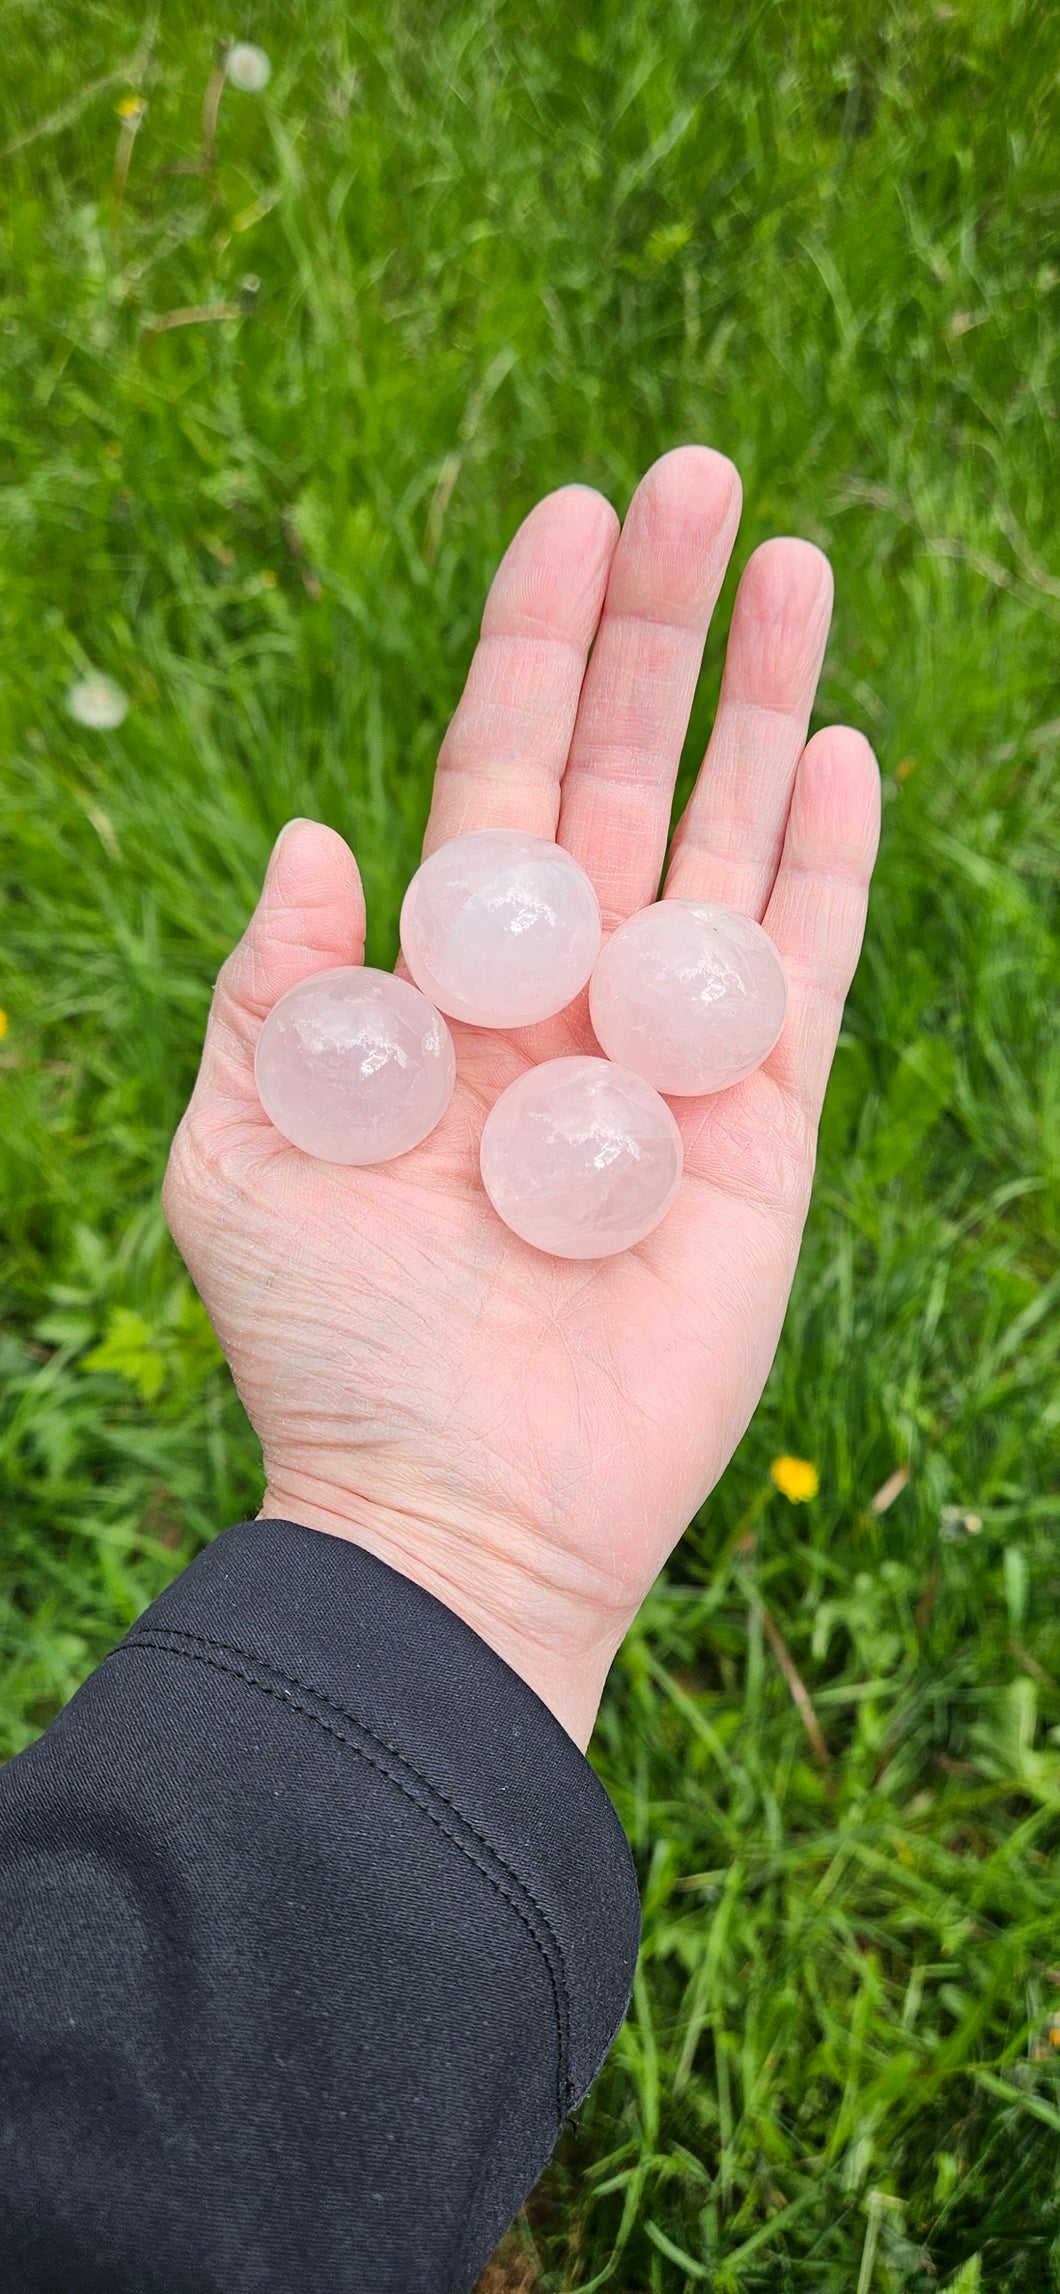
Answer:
[0, 1519, 640, 2293]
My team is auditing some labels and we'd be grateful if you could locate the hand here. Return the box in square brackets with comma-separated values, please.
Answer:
[163, 448, 880, 1750]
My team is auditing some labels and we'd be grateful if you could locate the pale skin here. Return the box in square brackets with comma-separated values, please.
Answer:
[163, 447, 881, 1753]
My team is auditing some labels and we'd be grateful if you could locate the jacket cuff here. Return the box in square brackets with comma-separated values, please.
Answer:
[125, 1516, 641, 2114]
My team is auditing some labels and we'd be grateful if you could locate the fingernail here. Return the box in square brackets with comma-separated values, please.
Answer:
[271, 815, 317, 853]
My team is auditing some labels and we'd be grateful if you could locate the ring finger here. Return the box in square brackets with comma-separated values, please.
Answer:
[664, 535, 835, 918]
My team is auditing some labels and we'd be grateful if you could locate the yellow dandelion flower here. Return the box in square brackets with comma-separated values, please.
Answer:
[116, 95, 144, 119]
[0, 1009, 8, 1039]
[770, 1455, 820, 1504]
[1049, 2017, 1060, 2050]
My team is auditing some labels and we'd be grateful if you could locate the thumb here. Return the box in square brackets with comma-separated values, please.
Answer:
[192, 817, 367, 1115]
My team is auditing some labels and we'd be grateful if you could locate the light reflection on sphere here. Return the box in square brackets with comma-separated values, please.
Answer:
[480, 1055, 683, 1259]
[400, 831, 602, 1028]
[590, 899, 787, 1095]
[255, 967, 455, 1165]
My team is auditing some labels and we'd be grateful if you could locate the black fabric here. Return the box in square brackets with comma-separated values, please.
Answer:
[0, 1518, 640, 2292]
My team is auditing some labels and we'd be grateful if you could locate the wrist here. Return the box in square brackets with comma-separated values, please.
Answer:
[258, 1473, 625, 1752]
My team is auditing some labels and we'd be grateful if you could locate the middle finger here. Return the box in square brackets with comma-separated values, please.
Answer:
[556, 445, 742, 926]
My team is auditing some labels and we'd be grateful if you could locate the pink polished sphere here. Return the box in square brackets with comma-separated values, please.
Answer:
[400, 830, 602, 1027]
[254, 966, 455, 1165]
[479, 1056, 683, 1259]
[589, 899, 788, 1095]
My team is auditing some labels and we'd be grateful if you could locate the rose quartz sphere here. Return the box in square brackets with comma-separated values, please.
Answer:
[589, 899, 788, 1096]
[399, 830, 602, 1028]
[254, 966, 455, 1165]
[479, 1055, 683, 1259]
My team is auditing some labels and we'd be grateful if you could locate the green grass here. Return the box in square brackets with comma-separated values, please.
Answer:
[2, 2, 1059, 2285]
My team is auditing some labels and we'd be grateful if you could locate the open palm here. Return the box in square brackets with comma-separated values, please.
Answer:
[163, 448, 880, 1747]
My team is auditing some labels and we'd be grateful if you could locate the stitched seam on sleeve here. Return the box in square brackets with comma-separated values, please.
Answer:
[120, 1621, 574, 2019]
[113, 1629, 574, 2115]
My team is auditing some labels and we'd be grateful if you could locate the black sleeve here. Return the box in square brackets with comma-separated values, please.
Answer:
[0, 1518, 640, 2294]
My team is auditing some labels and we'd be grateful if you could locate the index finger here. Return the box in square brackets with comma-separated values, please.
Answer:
[421, 485, 619, 854]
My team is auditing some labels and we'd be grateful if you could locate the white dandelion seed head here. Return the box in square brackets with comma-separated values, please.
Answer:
[226, 42, 271, 92]
[66, 674, 129, 730]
